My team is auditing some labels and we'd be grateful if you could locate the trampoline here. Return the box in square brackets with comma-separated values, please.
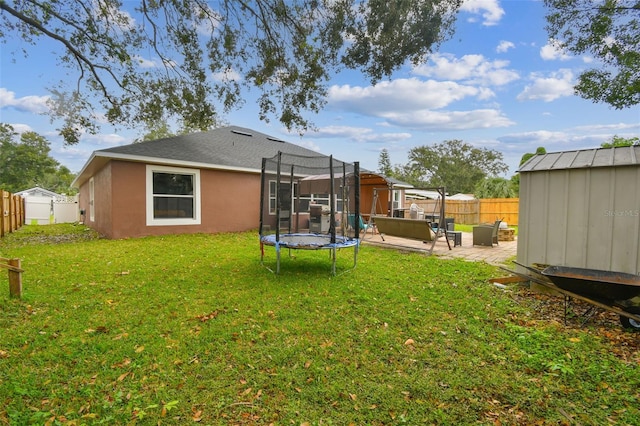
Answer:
[259, 152, 361, 275]
[260, 233, 358, 249]
[260, 233, 359, 275]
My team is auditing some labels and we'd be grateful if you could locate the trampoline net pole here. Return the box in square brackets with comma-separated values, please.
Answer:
[259, 158, 267, 236]
[275, 151, 281, 242]
[329, 155, 336, 244]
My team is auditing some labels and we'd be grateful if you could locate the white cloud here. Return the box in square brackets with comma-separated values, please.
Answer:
[573, 122, 640, 133]
[82, 132, 128, 146]
[309, 125, 412, 145]
[0, 88, 50, 113]
[499, 130, 569, 145]
[328, 78, 483, 112]
[517, 69, 575, 102]
[295, 139, 321, 152]
[327, 77, 516, 131]
[3, 123, 34, 133]
[460, 0, 505, 26]
[540, 39, 571, 61]
[211, 68, 242, 82]
[497, 126, 640, 156]
[93, 2, 135, 32]
[134, 56, 160, 69]
[414, 53, 519, 86]
[381, 109, 514, 130]
[496, 40, 515, 53]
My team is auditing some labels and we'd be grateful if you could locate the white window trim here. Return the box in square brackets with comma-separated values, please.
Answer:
[146, 164, 201, 226]
[392, 189, 402, 210]
[89, 177, 95, 222]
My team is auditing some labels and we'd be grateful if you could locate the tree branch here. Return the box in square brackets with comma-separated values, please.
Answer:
[0, 0, 120, 102]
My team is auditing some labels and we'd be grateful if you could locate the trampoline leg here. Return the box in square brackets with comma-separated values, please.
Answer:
[276, 245, 281, 274]
[331, 248, 337, 275]
[353, 242, 359, 269]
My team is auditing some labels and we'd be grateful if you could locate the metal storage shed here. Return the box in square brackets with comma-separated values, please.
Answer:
[517, 146, 640, 276]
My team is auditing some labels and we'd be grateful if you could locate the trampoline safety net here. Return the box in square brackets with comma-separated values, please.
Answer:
[259, 151, 361, 275]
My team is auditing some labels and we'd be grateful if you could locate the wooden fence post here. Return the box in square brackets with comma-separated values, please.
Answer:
[1, 190, 6, 238]
[1, 257, 23, 298]
[9, 258, 22, 298]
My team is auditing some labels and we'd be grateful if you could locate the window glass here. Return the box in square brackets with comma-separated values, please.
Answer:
[152, 172, 194, 219]
[153, 173, 193, 195]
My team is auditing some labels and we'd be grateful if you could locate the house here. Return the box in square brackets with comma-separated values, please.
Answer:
[517, 146, 640, 275]
[72, 126, 410, 239]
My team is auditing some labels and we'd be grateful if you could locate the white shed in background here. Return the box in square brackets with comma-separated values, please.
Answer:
[517, 146, 640, 275]
[15, 186, 79, 225]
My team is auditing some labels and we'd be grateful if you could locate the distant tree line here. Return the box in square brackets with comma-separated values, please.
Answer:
[0, 124, 76, 194]
[378, 135, 638, 199]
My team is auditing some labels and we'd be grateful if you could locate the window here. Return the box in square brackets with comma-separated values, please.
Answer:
[146, 165, 201, 226]
[392, 189, 402, 210]
[89, 177, 95, 222]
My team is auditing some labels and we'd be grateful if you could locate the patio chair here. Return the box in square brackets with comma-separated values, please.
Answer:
[347, 214, 373, 238]
[472, 219, 502, 247]
[409, 203, 424, 219]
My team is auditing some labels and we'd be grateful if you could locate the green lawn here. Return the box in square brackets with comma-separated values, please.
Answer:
[0, 224, 637, 424]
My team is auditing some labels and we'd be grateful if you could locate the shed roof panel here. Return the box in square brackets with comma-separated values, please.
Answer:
[519, 146, 640, 172]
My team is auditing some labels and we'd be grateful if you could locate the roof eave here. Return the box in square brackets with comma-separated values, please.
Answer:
[71, 151, 263, 189]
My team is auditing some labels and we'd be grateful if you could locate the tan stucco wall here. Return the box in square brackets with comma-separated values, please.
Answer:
[78, 161, 114, 238]
[80, 160, 263, 239]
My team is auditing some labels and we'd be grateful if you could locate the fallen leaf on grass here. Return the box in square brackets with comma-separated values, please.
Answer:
[192, 408, 203, 422]
[112, 358, 131, 368]
[0, 350, 9, 358]
[195, 311, 219, 322]
[112, 332, 129, 340]
[135, 345, 145, 353]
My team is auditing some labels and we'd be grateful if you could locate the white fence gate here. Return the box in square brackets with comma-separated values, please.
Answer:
[53, 195, 79, 223]
[24, 195, 79, 224]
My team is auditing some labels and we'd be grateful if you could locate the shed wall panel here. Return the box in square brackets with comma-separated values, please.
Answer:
[545, 170, 569, 263]
[564, 170, 589, 267]
[518, 165, 640, 275]
[584, 168, 615, 269]
[608, 167, 640, 273]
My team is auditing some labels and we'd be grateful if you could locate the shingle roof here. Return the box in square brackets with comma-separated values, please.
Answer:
[99, 125, 324, 170]
[519, 146, 640, 172]
[72, 126, 338, 187]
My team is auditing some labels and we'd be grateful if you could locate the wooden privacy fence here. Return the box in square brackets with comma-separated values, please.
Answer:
[478, 198, 519, 226]
[1, 190, 25, 237]
[410, 198, 519, 226]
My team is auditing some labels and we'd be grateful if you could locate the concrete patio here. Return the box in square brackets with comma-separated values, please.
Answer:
[361, 230, 517, 266]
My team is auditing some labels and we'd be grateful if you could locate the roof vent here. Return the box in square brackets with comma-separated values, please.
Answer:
[267, 137, 285, 143]
[231, 129, 253, 137]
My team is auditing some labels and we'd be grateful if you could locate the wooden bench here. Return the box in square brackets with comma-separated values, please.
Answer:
[372, 216, 434, 242]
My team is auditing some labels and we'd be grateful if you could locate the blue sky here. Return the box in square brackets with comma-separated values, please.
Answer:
[1, 0, 639, 179]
